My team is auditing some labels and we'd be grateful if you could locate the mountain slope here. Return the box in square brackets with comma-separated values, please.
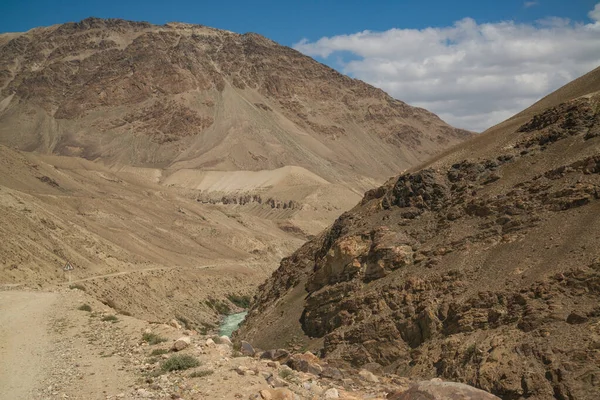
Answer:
[0, 17, 470, 191]
[239, 66, 600, 400]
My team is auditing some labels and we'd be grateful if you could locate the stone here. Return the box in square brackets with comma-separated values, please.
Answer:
[267, 375, 288, 388]
[241, 340, 255, 356]
[321, 367, 343, 380]
[287, 352, 323, 375]
[205, 338, 216, 347]
[171, 336, 191, 351]
[168, 319, 182, 329]
[387, 381, 501, 400]
[136, 388, 154, 398]
[323, 388, 339, 399]
[566, 312, 588, 324]
[358, 369, 379, 383]
[260, 349, 290, 362]
[259, 388, 294, 400]
[234, 366, 248, 376]
[219, 335, 233, 346]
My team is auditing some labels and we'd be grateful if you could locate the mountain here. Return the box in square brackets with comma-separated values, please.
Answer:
[0, 18, 471, 329]
[239, 66, 600, 400]
[0, 17, 470, 189]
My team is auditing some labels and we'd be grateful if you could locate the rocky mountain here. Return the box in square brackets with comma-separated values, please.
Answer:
[0, 17, 470, 190]
[239, 66, 600, 400]
[0, 18, 471, 332]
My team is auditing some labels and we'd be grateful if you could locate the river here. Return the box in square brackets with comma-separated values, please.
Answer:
[218, 311, 248, 337]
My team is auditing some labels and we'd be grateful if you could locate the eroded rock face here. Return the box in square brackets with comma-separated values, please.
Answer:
[241, 78, 600, 399]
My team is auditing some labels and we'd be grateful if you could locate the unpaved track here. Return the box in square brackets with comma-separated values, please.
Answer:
[0, 291, 58, 400]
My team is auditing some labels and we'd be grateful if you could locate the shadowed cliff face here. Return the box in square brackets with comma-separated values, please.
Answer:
[0, 17, 470, 189]
[240, 67, 600, 400]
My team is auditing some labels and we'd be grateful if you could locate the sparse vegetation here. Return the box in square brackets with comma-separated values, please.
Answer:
[279, 369, 294, 380]
[69, 284, 86, 291]
[205, 298, 231, 315]
[142, 332, 167, 345]
[78, 304, 92, 312]
[149, 348, 169, 356]
[161, 354, 200, 372]
[118, 309, 132, 316]
[227, 294, 251, 309]
[189, 369, 214, 378]
[101, 315, 118, 323]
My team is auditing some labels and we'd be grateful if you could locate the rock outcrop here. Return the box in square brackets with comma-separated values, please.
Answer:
[240, 67, 600, 399]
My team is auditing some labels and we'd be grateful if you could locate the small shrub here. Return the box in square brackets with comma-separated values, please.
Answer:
[102, 315, 118, 323]
[149, 348, 169, 356]
[78, 304, 92, 312]
[142, 332, 167, 345]
[69, 284, 86, 291]
[279, 369, 293, 380]
[161, 354, 200, 372]
[118, 310, 132, 316]
[189, 369, 214, 378]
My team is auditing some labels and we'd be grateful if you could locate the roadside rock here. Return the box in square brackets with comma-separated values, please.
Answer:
[388, 380, 500, 400]
[171, 336, 191, 351]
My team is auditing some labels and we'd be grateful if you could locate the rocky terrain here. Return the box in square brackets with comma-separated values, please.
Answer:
[0, 17, 470, 188]
[0, 286, 500, 399]
[240, 67, 600, 399]
[0, 18, 471, 331]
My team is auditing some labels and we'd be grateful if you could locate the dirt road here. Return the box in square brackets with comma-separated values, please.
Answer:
[0, 291, 58, 399]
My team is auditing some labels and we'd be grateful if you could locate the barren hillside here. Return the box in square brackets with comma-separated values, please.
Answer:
[240, 66, 600, 400]
[0, 18, 472, 332]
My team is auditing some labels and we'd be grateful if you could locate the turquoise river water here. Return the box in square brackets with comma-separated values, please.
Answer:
[218, 311, 248, 337]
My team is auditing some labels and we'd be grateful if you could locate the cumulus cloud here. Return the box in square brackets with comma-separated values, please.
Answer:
[294, 4, 600, 132]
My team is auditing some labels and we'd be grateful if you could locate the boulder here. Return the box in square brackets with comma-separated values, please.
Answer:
[267, 375, 288, 388]
[387, 380, 501, 400]
[205, 338, 216, 347]
[323, 388, 339, 399]
[241, 340, 256, 356]
[219, 335, 233, 346]
[287, 352, 322, 375]
[171, 336, 191, 351]
[168, 319, 182, 329]
[260, 348, 290, 362]
[259, 388, 293, 400]
[358, 369, 379, 383]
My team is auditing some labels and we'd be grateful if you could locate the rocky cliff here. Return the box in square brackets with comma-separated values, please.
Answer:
[240, 67, 600, 400]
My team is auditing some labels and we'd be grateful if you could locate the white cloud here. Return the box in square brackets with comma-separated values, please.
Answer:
[524, 1, 539, 8]
[294, 4, 600, 132]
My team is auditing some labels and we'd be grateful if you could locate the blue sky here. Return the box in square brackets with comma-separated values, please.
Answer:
[1, 1, 599, 131]
[0, 0, 596, 46]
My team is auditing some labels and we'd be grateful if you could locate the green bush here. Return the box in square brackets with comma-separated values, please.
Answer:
[142, 332, 167, 345]
[102, 315, 118, 323]
[78, 304, 92, 312]
[161, 354, 200, 372]
[69, 284, 86, 291]
[149, 348, 169, 356]
[189, 369, 214, 378]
